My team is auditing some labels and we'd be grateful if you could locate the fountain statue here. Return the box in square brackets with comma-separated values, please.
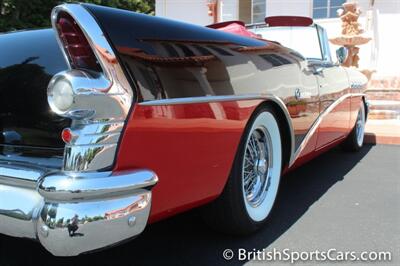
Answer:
[330, 1, 371, 70]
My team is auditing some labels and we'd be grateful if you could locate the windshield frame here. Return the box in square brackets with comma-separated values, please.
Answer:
[247, 24, 332, 64]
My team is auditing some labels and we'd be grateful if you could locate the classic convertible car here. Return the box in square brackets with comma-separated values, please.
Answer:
[0, 4, 368, 256]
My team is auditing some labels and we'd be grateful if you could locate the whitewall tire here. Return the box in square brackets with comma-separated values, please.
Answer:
[201, 106, 282, 235]
[242, 111, 282, 222]
[343, 102, 366, 152]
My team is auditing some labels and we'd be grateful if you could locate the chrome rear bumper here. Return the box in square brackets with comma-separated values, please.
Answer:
[0, 162, 158, 256]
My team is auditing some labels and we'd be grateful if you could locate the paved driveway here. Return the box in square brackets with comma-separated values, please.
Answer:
[1, 144, 399, 265]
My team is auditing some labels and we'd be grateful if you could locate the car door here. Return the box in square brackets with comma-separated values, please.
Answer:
[311, 26, 351, 149]
[310, 62, 350, 149]
[291, 59, 320, 158]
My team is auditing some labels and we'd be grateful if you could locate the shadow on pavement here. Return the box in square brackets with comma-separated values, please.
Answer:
[0, 145, 373, 266]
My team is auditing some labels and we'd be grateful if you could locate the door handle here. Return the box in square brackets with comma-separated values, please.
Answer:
[312, 67, 323, 75]
[307, 61, 328, 75]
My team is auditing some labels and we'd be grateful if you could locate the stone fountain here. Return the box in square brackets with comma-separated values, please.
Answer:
[330, 1, 373, 79]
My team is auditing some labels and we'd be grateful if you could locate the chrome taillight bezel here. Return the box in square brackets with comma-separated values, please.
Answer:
[49, 4, 134, 172]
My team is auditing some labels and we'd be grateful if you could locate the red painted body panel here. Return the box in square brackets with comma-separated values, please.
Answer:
[288, 133, 319, 170]
[289, 136, 346, 172]
[114, 100, 263, 222]
[316, 96, 351, 149]
[114, 96, 363, 223]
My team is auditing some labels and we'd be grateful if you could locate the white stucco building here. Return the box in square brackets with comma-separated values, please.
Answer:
[156, 0, 400, 78]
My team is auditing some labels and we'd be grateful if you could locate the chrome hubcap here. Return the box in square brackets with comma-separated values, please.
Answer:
[356, 107, 365, 146]
[243, 126, 273, 207]
[255, 158, 267, 175]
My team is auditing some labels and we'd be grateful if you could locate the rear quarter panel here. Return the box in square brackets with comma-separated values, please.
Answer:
[83, 4, 320, 221]
[115, 101, 262, 222]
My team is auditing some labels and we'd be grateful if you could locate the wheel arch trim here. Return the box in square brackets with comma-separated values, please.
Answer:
[255, 99, 294, 169]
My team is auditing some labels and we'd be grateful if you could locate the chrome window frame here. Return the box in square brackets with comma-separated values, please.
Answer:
[247, 24, 330, 62]
[315, 24, 333, 63]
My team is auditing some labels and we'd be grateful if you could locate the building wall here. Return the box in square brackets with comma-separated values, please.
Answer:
[316, 1, 400, 77]
[266, 0, 312, 17]
[155, 0, 213, 25]
[155, 0, 400, 77]
[221, 0, 239, 21]
[154, 0, 315, 25]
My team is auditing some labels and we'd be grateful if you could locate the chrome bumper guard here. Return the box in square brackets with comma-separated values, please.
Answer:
[0, 162, 158, 256]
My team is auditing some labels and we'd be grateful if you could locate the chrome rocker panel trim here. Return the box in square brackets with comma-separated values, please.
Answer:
[0, 163, 158, 256]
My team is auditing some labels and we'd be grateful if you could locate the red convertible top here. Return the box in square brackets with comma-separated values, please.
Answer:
[207, 21, 259, 39]
[265, 16, 313, 27]
[207, 16, 313, 39]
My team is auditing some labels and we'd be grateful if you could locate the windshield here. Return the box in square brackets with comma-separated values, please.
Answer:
[250, 26, 323, 61]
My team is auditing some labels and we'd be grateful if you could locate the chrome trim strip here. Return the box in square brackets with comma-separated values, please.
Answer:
[0, 154, 63, 170]
[0, 163, 51, 188]
[290, 93, 365, 165]
[71, 133, 120, 146]
[51, 4, 134, 172]
[63, 143, 118, 171]
[139, 94, 296, 167]
[0, 165, 44, 182]
[0, 176, 37, 189]
[350, 82, 365, 90]
[39, 170, 158, 201]
[139, 94, 266, 105]
[0, 144, 63, 151]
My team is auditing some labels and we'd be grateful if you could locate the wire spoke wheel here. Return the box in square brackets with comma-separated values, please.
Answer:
[242, 126, 273, 207]
[240, 110, 282, 223]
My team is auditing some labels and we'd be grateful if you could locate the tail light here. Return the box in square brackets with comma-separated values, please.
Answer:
[61, 128, 73, 144]
[56, 12, 101, 72]
[49, 77, 74, 112]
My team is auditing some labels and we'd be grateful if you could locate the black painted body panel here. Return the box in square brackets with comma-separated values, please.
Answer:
[83, 4, 321, 151]
[0, 29, 70, 158]
[83, 4, 270, 102]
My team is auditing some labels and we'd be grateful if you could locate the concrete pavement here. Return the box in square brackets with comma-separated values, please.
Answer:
[0, 144, 399, 265]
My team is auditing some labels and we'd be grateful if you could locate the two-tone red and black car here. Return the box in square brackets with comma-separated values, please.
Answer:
[0, 4, 368, 256]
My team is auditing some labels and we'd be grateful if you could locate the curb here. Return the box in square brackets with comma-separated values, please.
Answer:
[364, 133, 400, 145]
